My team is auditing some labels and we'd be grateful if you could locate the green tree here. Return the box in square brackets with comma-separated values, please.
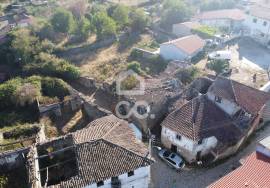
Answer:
[9, 29, 39, 65]
[51, 8, 75, 34]
[129, 9, 149, 32]
[41, 77, 70, 100]
[93, 12, 117, 39]
[207, 59, 229, 75]
[111, 5, 129, 28]
[76, 17, 91, 39]
[160, 0, 192, 30]
[127, 61, 143, 74]
[175, 66, 200, 85]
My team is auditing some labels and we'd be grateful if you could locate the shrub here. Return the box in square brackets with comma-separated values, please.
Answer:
[192, 26, 218, 38]
[25, 53, 80, 80]
[41, 77, 70, 100]
[121, 75, 139, 90]
[3, 126, 40, 139]
[127, 61, 143, 74]
[0, 78, 22, 109]
[175, 66, 200, 85]
[207, 59, 229, 75]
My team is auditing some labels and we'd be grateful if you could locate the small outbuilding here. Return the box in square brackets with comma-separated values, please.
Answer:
[160, 35, 205, 61]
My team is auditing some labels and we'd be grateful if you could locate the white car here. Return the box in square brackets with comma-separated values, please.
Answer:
[158, 149, 185, 170]
[208, 51, 232, 61]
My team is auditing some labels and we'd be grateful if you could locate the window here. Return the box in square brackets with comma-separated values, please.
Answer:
[215, 96, 222, 103]
[176, 135, 181, 140]
[111, 177, 118, 181]
[253, 18, 257, 23]
[128, 171, 134, 177]
[264, 21, 268, 26]
[198, 139, 203, 145]
[97, 181, 104, 187]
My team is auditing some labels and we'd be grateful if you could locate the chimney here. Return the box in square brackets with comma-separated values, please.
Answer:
[256, 136, 270, 158]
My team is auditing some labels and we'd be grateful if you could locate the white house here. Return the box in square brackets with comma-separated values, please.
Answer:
[243, 1, 270, 45]
[196, 9, 246, 31]
[161, 76, 270, 163]
[172, 21, 201, 37]
[160, 35, 205, 61]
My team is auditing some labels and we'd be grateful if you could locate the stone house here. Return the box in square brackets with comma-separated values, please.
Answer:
[195, 9, 246, 31]
[28, 115, 153, 188]
[243, 0, 270, 46]
[161, 76, 270, 163]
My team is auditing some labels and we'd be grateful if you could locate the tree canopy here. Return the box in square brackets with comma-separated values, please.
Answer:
[93, 12, 117, 39]
[207, 59, 229, 75]
[51, 8, 76, 34]
[160, 0, 192, 30]
[111, 5, 129, 28]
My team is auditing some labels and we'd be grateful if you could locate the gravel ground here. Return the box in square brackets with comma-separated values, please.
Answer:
[150, 123, 270, 188]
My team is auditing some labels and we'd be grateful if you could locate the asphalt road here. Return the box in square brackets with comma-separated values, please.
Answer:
[149, 123, 270, 188]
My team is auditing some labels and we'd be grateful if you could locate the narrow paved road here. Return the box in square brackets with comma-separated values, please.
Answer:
[150, 123, 270, 188]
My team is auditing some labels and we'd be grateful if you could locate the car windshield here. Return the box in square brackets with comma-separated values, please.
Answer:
[163, 151, 171, 157]
[166, 158, 176, 165]
[171, 154, 176, 158]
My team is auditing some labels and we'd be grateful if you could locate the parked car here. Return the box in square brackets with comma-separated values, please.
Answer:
[208, 50, 232, 61]
[158, 149, 185, 170]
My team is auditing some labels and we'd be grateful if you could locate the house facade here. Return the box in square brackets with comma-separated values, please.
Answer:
[243, 2, 270, 46]
[160, 35, 205, 61]
[161, 77, 270, 163]
[28, 115, 154, 188]
[196, 9, 246, 31]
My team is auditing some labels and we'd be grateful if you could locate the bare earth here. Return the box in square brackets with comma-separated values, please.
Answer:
[196, 37, 270, 89]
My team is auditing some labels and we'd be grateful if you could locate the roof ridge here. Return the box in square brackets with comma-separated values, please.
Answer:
[192, 98, 196, 141]
[228, 78, 237, 103]
[102, 121, 121, 139]
[83, 138, 154, 164]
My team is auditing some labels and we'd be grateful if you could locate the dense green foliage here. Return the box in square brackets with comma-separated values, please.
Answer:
[51, 8, 76, 34]
[175, 66, 200, 85]
[192, 25, 219, 38]
[160, 0, 192, 30]
[0, 76, 70, 110]
[3, 126, 40, 139]
[130, 9, 150, 32]
[6, 29, 80, 80]
[127, 61, 143, 74]
[207, 59, 230, 75]
[111, 5, 129, 29]
[93, 12, 117, 39]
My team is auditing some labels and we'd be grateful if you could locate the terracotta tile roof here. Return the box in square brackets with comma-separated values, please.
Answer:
[208, 77, 270, 115]
[250, 4, 270, 20]
[161, 95, 242, 142]
[43, 115, 152, 188]
[197, 9, 246, 21]
[55, 139, 152, 188]
[208, 152, 270, 188]
[73, 115, 148, 156]
[162, 35, 205, 55]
